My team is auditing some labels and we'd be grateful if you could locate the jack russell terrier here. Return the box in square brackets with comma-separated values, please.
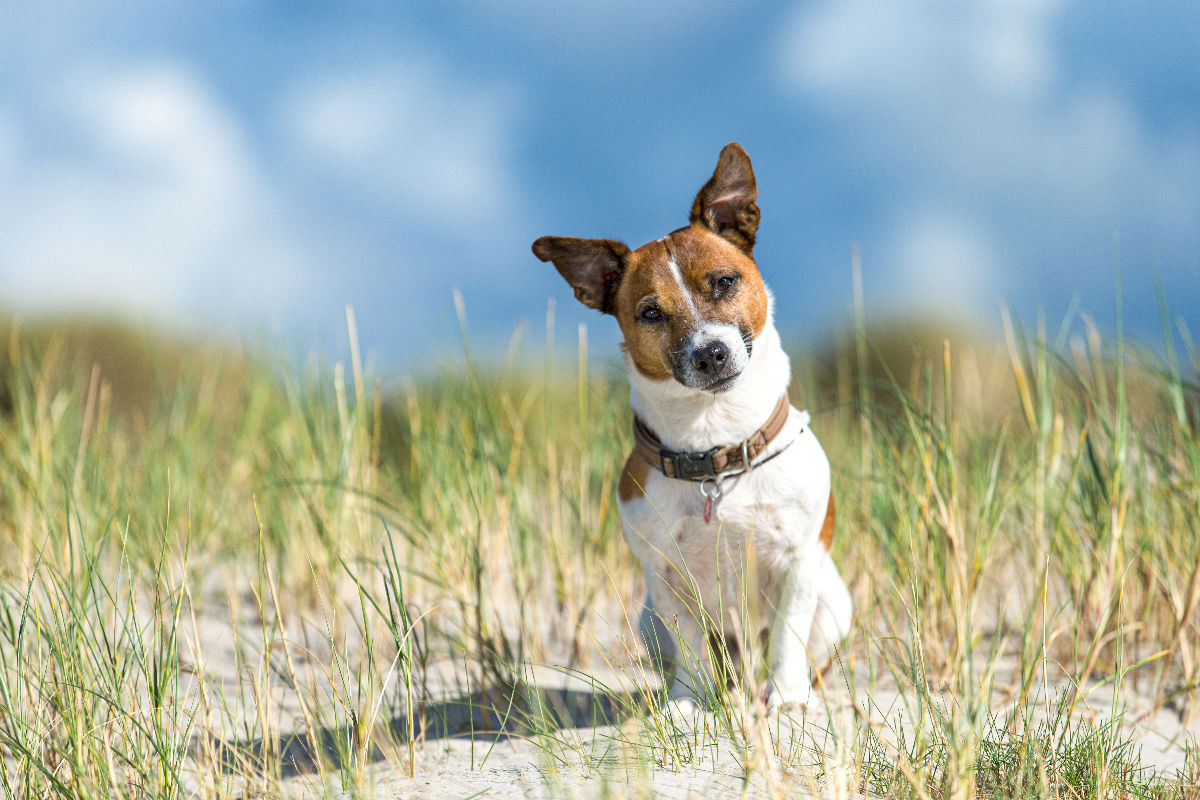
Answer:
[533, 143, 851, 714]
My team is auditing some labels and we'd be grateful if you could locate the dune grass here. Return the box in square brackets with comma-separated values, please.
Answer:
[0, 301, 1197, 798]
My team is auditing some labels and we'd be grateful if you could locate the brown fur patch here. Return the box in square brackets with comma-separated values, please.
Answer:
[819, 490, 836, 551]
[669, 227, 768, 339]
[614, 239, 679, 381]
[618, 449, 652, 503]
[615, 226, 769, 381]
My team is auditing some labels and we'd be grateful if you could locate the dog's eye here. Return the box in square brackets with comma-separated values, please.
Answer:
[714, 275, 738, 296]
[640, 306, 663, 322]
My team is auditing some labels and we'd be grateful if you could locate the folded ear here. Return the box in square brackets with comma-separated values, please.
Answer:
[532, 236, 630, 314]
[690, 142, 760, 253]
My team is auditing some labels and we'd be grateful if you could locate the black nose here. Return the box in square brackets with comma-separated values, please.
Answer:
[690, 341, 729, 376]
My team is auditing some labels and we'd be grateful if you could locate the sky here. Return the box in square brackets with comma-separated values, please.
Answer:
[0, 1, 1197, 371]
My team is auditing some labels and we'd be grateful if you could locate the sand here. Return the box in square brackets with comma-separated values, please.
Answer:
[181, 599, 1197, 799]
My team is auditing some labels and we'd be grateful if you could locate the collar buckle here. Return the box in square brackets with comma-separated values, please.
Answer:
[663, 446, 719, 480]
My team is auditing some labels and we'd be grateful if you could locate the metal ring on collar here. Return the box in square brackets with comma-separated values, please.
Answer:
[698, 477, 721, 499]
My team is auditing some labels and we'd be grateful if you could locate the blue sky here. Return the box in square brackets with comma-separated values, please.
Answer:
[1, 2, 1197, 369]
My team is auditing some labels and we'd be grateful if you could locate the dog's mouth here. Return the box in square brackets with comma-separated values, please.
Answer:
[671, 362, 745, 394]
[701, 371, 744, 393]
[670, 361, 746, 393]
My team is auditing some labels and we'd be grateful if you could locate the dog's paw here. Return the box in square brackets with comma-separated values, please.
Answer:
[672, 695, 701, 718]
[763, 678, 811, 715]
[659, 676, 711, 727]
[659, 695, 703, 728]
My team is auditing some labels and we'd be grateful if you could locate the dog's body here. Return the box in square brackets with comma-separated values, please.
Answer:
[534, 143, 851, 712]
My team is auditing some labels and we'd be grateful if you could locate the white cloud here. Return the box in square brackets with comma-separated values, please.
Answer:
[781, 0, 1059, 106]
[282, 61, 522, 225]
[774, 0, 1200, 313]
[890, 211, 999, 314]
[0, 62, 310, 327]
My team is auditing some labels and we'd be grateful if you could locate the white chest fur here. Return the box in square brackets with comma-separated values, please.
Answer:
[617, 317, 850, 712]
[619, 406, 830, 617]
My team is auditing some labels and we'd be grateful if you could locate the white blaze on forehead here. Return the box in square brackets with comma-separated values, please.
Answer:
[666, 254, 700, 317]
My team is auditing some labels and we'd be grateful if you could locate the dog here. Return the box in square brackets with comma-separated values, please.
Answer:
[533, 143, 851, 714]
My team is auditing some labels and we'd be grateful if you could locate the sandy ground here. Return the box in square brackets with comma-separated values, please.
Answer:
[244, 679, 1195, 800]
[180, 597, 1198, 799]
[370, 678, 1193, 800]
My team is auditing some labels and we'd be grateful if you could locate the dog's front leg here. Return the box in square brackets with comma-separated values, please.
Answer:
[665, 612, 720, 715]
[642, 572, 720, 715]
[763, 548, 820, 712]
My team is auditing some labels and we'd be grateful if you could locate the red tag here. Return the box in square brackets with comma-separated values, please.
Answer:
[703, 494, 713, 523]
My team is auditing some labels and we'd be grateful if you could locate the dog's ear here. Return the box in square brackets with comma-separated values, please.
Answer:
[690, 142, 760, 254]
[532, 236, 630, 314]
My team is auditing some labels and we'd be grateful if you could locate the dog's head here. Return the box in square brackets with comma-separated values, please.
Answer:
[533, 143, 769, 394]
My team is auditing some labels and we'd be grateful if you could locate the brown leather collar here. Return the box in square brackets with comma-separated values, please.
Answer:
[632, 393, 792, 481]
